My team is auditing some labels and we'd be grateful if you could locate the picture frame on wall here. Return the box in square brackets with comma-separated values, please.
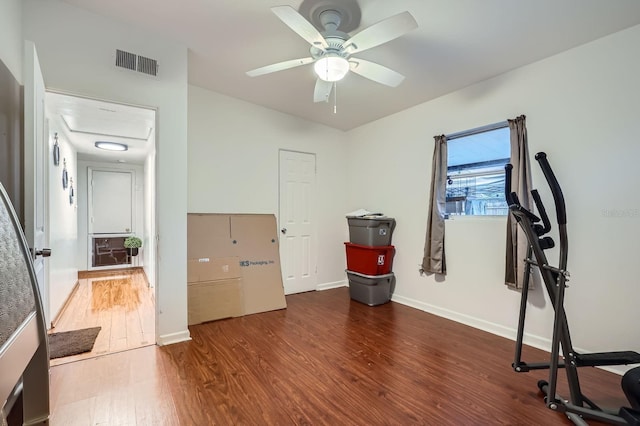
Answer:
[69, 177, 74, 205]
[62, 158, 68, 189]
[53, 133, 60, 166]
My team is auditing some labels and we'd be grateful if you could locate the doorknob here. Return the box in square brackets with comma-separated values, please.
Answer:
[281, 228, 287, 235]
[37, 248, 52, 257]
[30, 248, 52, 259]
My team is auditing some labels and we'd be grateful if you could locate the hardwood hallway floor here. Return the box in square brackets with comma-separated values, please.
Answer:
[49, 268, 155, 366]
[48, 287, 628, 425]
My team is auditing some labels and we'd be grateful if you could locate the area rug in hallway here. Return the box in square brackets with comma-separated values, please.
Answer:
[48, 327, 101, 359]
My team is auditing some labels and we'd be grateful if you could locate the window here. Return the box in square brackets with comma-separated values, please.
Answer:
[446, 123, 510, 216]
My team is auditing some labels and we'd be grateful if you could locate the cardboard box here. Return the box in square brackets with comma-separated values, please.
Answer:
[187, 256, 241, 283]
[187, 214, 232, 259]
[229, 215, 286, 315]
[187, 213, 287, 322]
[187, 279, 243, 325]
[187, 256, 243, 324]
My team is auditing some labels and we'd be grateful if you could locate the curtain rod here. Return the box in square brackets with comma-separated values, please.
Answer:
[445, 120, 508, 141]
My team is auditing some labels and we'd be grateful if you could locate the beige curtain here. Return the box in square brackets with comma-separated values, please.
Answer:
[505, 115, 533, 288]
[421, 135, 447, 275]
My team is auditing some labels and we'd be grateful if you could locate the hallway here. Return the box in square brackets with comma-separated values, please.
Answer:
[49, 268, 155, 366]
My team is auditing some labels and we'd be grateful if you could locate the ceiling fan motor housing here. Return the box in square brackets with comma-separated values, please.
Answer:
[310, 36, 348, 59]
[299, 0, 361, 33]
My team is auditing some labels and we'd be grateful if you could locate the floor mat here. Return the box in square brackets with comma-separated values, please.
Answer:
[48, 327, 101, 359]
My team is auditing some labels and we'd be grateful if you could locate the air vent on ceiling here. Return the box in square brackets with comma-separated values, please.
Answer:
[115, 49, 158, 77]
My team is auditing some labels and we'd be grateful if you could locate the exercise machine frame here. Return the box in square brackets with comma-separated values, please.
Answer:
[505, 152, 640, 425]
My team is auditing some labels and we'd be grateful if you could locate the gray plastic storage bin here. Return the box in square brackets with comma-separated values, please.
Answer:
[346, 270, 395, 306]
[347, 217, 396, 246]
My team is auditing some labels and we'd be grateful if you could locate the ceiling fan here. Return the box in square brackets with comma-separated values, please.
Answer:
[246, 3, 418, 103]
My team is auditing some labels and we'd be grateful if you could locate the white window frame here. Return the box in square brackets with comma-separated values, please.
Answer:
[445, 122, 510, 218]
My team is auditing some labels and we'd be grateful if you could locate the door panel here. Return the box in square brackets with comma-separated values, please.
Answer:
[23, 41, 49, 326]
[279, 150, 316, 294]
[89, 169, 133, 234]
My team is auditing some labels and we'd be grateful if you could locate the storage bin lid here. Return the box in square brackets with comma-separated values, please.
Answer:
[347, 217, 395, 226]
[346, 269, 395, 279]
[345, 209, 385, 218]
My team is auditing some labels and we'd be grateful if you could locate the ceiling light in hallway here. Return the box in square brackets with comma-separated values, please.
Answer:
[95, 141, 128, 151]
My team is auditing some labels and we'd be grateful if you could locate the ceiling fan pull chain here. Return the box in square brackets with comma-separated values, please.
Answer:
[333, 82, 338, 114]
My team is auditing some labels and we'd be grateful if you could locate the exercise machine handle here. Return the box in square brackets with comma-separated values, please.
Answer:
[531, 190, 552, 235]
[535, 152, 567, 225]
[504, 164, 516, 206]
[506, 163, 552, 235]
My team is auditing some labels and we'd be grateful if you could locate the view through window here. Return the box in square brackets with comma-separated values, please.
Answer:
[446, 124, 510, 216]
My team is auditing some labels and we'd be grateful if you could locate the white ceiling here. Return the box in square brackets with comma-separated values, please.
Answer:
[47, 92, 155, 164]
[57, 0, 640, 133]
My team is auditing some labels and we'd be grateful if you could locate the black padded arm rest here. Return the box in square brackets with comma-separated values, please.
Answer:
[575, 351, 640, 367]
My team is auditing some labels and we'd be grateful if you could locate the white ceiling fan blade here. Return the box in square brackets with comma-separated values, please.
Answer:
[349, 58, 405, 87]
[313, 79, 333, 103]
[271, 5, 329, 50]
[343, 11, 417, 54]
[246, 57, 314, 77]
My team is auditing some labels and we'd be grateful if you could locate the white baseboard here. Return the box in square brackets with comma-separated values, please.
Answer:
[316, 279, 347, 291]
[50, 280, 80, 330]
[157, 330, 191, 346]
[390, 294, 632, 376]
[391, 293, 519, 341]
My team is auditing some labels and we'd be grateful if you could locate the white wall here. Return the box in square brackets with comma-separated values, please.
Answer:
[46, 126, 78, 322]
[0, 0, 23, 82]
[188, 86, 350, 287]
[347, 25, 640, 374]
[23, 0, 189, 345]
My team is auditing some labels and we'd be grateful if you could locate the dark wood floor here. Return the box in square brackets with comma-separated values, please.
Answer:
[49, 287, 628, 425]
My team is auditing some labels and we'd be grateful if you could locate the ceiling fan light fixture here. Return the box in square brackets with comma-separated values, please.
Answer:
[95, 141, 128, 151]
[314, 55, 349, 82]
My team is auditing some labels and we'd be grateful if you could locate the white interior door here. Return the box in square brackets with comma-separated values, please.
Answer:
[23, 41, 50, 326]
[279, 150, 317, 294]
[89, 169, 133, 234]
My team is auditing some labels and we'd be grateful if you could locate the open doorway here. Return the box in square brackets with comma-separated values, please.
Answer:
[45, 91, 157, 364]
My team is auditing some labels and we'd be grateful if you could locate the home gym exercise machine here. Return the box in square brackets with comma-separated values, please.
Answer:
[504, 152, 640, 425]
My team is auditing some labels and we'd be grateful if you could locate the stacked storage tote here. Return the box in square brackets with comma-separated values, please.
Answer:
[345, 217, 396, 305]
